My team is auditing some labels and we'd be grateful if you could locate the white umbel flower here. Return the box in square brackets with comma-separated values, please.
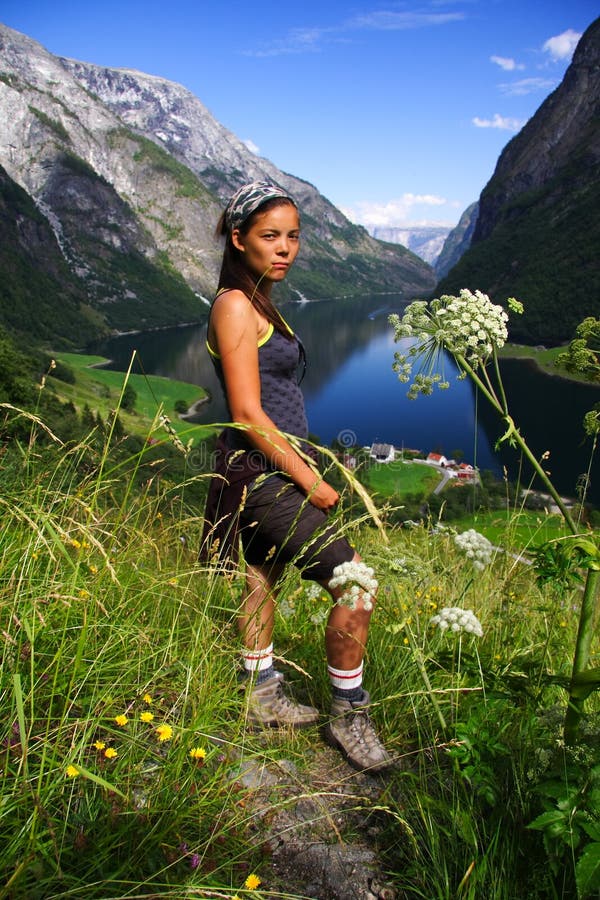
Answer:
[328, 561, 378, 611]
[429, 606, 483, 637]
[454, 528, 494, 570]
[390, 289, 511, 398]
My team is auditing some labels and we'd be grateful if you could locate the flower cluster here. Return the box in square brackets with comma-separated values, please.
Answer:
[328, 561, 378, 611]
[156, 723, 173, 743]
[305, 581, 330, 625]
[278, 597, 295, 619]
[429, 606, 483, 637]
[454, 528, 494, 570]
[310, 605, 329, 626]
[389, 289, 511, 397]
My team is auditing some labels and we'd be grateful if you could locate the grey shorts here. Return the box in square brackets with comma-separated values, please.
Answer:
[238, 473, 354, 582]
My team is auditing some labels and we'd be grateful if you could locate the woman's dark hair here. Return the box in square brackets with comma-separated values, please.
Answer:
[215, 197, 297, 339]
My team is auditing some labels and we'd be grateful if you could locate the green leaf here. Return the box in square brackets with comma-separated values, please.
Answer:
[70, 762, 126, 798]
[528, 810, 567, 831]
[581, 822, 600, 842]
[576, 842, 600, 897]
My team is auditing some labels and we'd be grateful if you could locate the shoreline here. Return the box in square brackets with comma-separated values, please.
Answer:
[499, 343, 600, 387]
[179, 395, 210, 421]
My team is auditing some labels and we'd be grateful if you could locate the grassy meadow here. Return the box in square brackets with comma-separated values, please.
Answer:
[52, 352, 214, 442]
[1, 358, 599, 899]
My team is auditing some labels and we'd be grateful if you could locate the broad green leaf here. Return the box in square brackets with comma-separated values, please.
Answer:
[576, 842, 600, 897]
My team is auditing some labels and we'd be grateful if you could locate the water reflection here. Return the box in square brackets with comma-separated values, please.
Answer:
[90, 294, 600, 503]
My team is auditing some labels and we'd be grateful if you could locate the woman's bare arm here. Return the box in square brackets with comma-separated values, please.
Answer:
[211, 291, 339, 510]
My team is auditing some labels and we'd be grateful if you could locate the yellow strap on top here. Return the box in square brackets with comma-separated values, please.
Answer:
[206, 322, 275, 359]
[206, 288, 292, 358]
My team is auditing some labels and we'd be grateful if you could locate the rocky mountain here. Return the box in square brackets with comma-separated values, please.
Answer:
[0, 24, 434, 350]
[368, 225, 452, 265]
[434, 202, 478, 279]
[436, 16, 600, 344]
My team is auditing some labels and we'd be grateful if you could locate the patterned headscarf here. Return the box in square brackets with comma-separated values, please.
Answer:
[223, 181, 297, 232]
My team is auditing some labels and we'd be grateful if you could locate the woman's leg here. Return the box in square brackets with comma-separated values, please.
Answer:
[320, 552, 373, 671]
[239, 560, 320, 727]
[319, 551, 391, 772]
[238, 561, 284, 652]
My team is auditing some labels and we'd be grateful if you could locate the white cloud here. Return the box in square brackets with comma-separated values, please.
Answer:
[341, 194, 452, 228]
[490, 55, 525, 71]
[242, 138, 260, 155]
[348, 10, 465, 30]
[499, 76, 557, 96]
[472, 113, 526, 131]
[542, 29, 581, 61]
[245, 7, 465, 56]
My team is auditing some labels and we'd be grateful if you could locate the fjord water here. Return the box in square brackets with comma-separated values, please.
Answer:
[91, 294, 600, 504]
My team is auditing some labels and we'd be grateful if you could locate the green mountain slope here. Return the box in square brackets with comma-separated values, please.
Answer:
[437, 17, 600, 344]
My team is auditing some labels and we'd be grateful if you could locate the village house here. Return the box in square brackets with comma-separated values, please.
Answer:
[426, 452, 448, 467]
[369, 443, 395, 463]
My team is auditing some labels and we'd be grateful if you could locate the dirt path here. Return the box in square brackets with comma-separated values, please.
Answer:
[229, 743, 400, 900]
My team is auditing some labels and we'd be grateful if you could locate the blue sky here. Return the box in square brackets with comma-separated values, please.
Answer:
[1, 1, 597, 227]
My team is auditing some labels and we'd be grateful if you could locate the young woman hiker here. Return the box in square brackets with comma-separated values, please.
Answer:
[200, 181, 391, 773]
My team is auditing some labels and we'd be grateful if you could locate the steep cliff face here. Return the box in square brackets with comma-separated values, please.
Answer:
[0, 163, 104, 348]
[434, 202, 478, 279]
[0, 24, 434, 348]
[437, 17, 600, 344]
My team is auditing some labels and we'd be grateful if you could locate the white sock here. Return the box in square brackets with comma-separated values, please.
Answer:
[241, 643, 274, 678]
[328, 662, 364, 699]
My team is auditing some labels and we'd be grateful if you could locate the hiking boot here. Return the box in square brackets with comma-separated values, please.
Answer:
[246, 672, 320, 729]
[324, 691, 392, 773]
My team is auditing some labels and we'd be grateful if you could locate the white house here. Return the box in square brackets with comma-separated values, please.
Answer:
[426, 452, 448, 467]
[370, 443, 395, 463]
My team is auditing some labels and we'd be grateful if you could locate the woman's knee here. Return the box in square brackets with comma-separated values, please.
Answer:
[319, 555, 379, 613]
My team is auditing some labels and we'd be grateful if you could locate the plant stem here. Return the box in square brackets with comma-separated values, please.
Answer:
[413, 645, 447, 732]
[456, 354, 578, 534]
[455, 348, 597, 745]
[564, 569, 600, 745]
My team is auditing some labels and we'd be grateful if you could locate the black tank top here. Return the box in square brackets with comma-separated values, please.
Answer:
[206, 310, 308, 452]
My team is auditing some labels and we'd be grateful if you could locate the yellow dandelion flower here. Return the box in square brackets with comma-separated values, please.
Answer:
[70, 538, 81, 550]
[104, 747, 118, 759]
[89, 564, 98, 575]
[142, 693, 153, 705]
[156, 724, 173, 742]
[244, 873, 261, 890]
[559, 620, 567, 628]
[168, 578, 177, 587]
[32, 551, 39, 560]
[140, 711, 154, 723]
[189, 746, 207, 760]
[114, 714, 128, 727]
[78, 589, 90, 599]
[66, 765, 79, 777]
[403, 637, 410, 645]
[93, 740, 106, 750]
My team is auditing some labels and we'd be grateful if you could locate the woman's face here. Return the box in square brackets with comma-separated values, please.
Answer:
[232, 202, 300, 285]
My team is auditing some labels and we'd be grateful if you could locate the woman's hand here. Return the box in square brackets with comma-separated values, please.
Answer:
[306, 478, 340, 511]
